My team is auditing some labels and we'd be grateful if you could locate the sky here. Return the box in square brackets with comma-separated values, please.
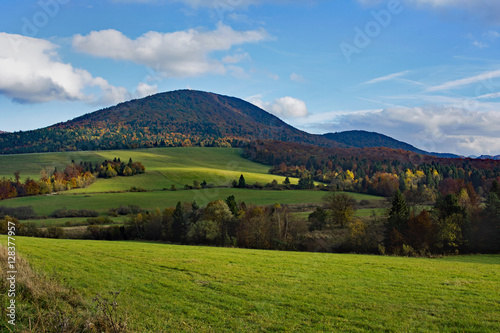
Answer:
[1, 0, 500, 156]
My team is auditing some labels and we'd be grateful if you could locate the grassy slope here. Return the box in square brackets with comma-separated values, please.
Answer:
[0, 147, 384, 218]
[0, 147, 296, 191]
[5, 237, 500, 332]
[0, 189, 382, 217]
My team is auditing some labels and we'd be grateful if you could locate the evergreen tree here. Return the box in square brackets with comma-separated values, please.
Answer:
[225, 195, 238, 216]
[283, 177, 291, 189]
[491, 180, 500, 196]
[385, 190, 410, 250]
[387, 190, 410, 232]
[172, 201, 186, 243]
[238, 174, 246, 188]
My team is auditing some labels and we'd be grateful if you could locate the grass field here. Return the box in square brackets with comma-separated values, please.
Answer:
[0, 147, 386, 219]
[0, 189, 383, 217]
[4, 237, 499, 332]
[0, 147, 298, 192]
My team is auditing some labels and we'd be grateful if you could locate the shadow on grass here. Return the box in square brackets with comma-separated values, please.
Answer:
[436, 254, 500, 265]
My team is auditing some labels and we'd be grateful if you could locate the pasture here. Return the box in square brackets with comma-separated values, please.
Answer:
[0, 188, 383, 217]
[4, 237, 500, 332]
[0, 147, 297, 192]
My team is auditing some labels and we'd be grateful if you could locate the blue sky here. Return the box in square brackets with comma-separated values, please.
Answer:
[1, 0, 500, 155]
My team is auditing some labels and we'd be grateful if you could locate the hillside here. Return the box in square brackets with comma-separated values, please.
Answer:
[324, 130, 461, 158]
[4, 237, 500, 332]
[0, 90, 341, 154]
[477, 155, 500, 160]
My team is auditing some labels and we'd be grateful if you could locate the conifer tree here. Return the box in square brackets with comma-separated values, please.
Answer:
[238, 174, 246, 188]
[172, 201, 186, 242]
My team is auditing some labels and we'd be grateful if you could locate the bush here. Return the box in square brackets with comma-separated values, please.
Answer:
[47, 226, 64, 239]
[117, 205, 132, 215]
[115, 205, 142, 216]
[87, 217, 113, 225]
[50, 209, 99, 218]
[129, 186, 147, 192]
[0, 206, 36, 220]
[108, 208, 119, 217]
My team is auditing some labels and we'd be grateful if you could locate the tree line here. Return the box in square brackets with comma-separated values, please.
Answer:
[2, 181, 498, 255]
[244, 140, 500, 198]
[0, 158, 145, 200]
[21, 180, 493, 255]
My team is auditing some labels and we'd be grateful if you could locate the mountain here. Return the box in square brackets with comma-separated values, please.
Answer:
[0, 90, 342, 154]
[0, 131, 8, 134]
[476, 155, 500, 160]
[323, 130, 462, 159]
[0, 90, 467, 158]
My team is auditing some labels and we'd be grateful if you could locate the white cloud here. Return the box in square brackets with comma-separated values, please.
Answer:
[485, 30, 500, 40]
[473, 41, 489, 49]
[0, 33, 129, 104]
[249, 95, 309, 118]
[475, 91, 500, 99]
[363, 70, 411, 85]
[290, 72, 306, 82]
[73, 23, 269, 78]
[302, 105, 500, 155]
[135, 82, 158, 98]
[222, 52, 250, 63]
[426, 69, 500, 92]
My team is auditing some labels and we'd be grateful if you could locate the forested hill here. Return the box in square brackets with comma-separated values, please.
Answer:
[0, 90, 342, 154]
[323, 130, 461, 159]
[0, 89, 475, 157]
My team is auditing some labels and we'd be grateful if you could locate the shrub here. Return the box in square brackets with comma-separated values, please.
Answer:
[47, 226, 64, 239]
[50, 209, 99, 218]
[87, 217, 113, 225]
[0, 206, 36, 220]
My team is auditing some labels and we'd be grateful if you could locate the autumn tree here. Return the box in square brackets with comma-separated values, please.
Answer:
[323, 192, 355, 228]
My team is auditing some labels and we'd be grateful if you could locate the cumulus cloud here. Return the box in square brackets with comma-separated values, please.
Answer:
[302, 105, 500, 155]
[73, 23, 269, 78]
[249, 96, 309, 118]
[222, 52, 250, 64]
[135, 82, 158, 98]
[0, 33, 130, 104]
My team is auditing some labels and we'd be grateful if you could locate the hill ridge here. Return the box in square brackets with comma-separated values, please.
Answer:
[0, 89, 464, 158]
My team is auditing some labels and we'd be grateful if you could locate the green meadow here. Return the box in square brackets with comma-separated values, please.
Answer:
[0, 188, 382, 217]
[0, 147, 383, 230]
[4, 237, 500, 332]
[0, 147, 297, 191]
